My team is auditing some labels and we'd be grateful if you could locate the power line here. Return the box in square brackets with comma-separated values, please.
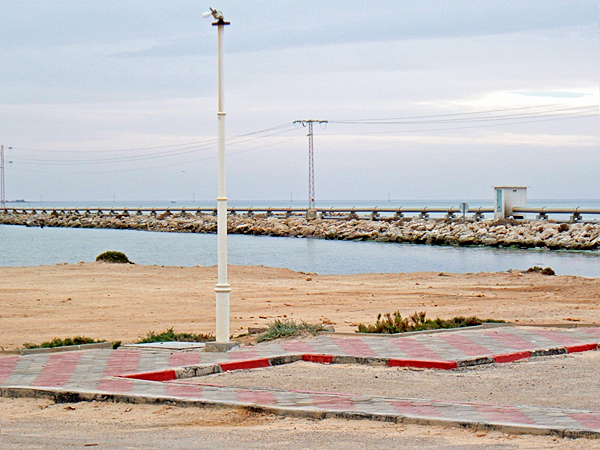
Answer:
[327, 104, 597, 124]
[328, 106, 597, 125]
[7, 128, 298, 165]
[9, 123, 295, 154]
[7, 135, 304, 175]
[321, 112, 598, 137]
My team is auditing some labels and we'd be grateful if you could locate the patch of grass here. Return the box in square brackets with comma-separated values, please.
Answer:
[23, 336, 105, 349]
[525, 266, 555, 276]
[95, 251, 133, 264]
[257, 319, 325, 343]
[137, 327, 215, 343]
[357, 311, 504, 334]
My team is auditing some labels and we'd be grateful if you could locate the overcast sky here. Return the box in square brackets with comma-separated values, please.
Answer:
[0, 0, 598, 203]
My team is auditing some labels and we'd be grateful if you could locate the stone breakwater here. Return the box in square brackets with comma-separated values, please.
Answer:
[1, 210, 600, 251]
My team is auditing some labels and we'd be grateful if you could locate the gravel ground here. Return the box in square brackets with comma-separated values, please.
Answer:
[1, 398, 596, 450]
[197, 350, 600, 411]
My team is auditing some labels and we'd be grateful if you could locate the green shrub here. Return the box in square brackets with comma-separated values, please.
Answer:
[257, 319, 324, 343]
[23, 336, 105, 349]
[137, 327, 214, 343]
[525, 266, 555, 276]
[357, 311, 504, 334]
[95, 251, 132, 264]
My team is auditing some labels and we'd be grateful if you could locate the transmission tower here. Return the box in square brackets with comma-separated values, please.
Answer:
[1, 145, 5, 208]
[294, 120, 327, 209]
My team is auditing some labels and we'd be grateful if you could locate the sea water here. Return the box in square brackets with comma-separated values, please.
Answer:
[2, 224, 600, 277]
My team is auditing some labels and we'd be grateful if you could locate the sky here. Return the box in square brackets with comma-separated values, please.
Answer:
[0, 0, 598, 203]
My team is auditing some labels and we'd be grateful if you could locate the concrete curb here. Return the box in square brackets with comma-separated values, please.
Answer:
[118, 344, 600, 383]
[1, 385, 597, 439]
[19, 342, 114, 356]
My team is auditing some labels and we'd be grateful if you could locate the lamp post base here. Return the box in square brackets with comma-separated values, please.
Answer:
[205, 341, 238, 352]
[215, 284, 231, 343]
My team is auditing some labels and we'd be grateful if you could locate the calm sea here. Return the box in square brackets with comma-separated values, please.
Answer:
[2, 221, 600, 277]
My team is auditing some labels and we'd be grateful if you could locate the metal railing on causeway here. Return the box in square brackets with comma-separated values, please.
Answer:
[1, 206, 600, 222]
[512, 206, 600, 223]
[0, 206, 491, 220]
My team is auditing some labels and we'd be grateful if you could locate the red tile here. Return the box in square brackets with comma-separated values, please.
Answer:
[32, 352, 82, 387]
[312, 394, 356, 411]
[0, 356, 19, 385]
[96, 377, 134, 393]
[569, 412, 600, 430]
[530, 329, 582, 346]
[165, 383, 204, 398]
[483, 330, 535, 351]
[236, 390, 277, 405]
[102, 350, 141, 377]
[331, 337, 377, 357]
[390, 338, 444, 360]
[391, 400, 444, 417]
[474, 404, 536, 425]
[169, 352, 202, 367]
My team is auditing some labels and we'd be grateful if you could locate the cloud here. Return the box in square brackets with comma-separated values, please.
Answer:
[0, 1, 597, 202]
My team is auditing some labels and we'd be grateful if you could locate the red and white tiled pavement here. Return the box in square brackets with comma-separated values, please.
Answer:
[2, 326, 600, 438]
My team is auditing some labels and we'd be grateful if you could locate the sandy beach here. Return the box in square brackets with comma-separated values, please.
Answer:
[1, 263, 599, 351]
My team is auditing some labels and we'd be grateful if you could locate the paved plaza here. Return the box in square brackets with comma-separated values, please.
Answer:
[2, 325, 600, 438]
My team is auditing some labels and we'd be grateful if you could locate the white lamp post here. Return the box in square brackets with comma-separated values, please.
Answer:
[203, 7, 231, 344]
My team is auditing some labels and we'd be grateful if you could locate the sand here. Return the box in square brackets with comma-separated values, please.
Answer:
[0, 262, 599, 350]
[2, 397, 598, 449]
[2, 263, 600, 446]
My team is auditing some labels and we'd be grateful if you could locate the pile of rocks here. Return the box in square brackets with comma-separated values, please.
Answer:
[2, 210, 599, 251]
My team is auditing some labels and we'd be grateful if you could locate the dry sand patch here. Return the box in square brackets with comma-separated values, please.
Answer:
[0, 263, 599, 350]
[0, 397, 598, 449]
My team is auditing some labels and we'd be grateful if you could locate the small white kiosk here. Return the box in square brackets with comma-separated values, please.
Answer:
[494, 186, 527, 220]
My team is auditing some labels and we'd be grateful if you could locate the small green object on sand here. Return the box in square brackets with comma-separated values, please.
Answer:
[95, 251, 133, 264]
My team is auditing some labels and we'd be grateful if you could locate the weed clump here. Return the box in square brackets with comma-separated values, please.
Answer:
[137, 327, 214, 343]
[23, 336, 105, 349]
[96, 251, 133, 264]
[257, 319, 324, 343]
[357, 311, 504, 334]
[525, 266, 555, 276]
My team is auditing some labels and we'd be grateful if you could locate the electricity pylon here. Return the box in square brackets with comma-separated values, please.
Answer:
[293, 120, 327, 209]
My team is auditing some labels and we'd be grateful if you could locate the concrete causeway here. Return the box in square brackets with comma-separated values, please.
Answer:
[2, 325, 600, 438]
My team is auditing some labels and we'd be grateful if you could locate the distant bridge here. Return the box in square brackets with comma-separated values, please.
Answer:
[1, 205, 599, 222]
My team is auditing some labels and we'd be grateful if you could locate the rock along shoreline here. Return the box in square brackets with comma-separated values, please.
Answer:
[1, 210, 600, 251]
